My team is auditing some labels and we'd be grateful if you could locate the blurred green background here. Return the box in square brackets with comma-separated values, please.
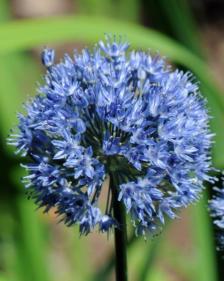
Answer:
[0, 0, 224, 280]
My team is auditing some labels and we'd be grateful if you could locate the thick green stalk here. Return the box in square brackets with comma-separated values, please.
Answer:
[110, 174, 128, 281]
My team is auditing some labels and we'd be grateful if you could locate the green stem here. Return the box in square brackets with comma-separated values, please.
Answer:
[110, 174, 128, 281]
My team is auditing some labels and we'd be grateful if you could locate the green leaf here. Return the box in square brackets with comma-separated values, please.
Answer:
[0, 3, 51, 281]
[14, 197, 51, 281]
[191, 195, 218, 281]
[0, 54, 39, 138]
[138, 237, 162, 281]
[0, 0, 40, 139]
[147, 0, 202, 56]
[0, 16, 213, 64]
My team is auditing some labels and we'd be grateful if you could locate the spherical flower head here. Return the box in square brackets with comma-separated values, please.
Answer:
[8, 35, 214, 236]
[210, 184, 224, 250]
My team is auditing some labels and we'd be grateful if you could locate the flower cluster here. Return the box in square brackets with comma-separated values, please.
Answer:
[9, 36, 213, 235]
[210, 185, 224, 250]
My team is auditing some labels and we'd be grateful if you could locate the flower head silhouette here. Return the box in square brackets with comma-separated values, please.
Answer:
[9, 36, 213, 235]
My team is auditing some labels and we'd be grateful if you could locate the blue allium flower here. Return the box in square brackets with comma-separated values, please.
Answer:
[8, 35, 214, 235]
[210, 185, 224, 250]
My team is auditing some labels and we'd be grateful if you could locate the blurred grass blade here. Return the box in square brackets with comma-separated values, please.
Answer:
[191, 195, 218, 281]
[0, 16, 213, 65]
[0, 2, 51, 281]
[0, 54, 52, 280]
[14, 197, 51, 281]
[147, 0, 202, 56]
[160, 0, 202, 56]
[0, 54, 39, 138]
[138, 237, 161, 281]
